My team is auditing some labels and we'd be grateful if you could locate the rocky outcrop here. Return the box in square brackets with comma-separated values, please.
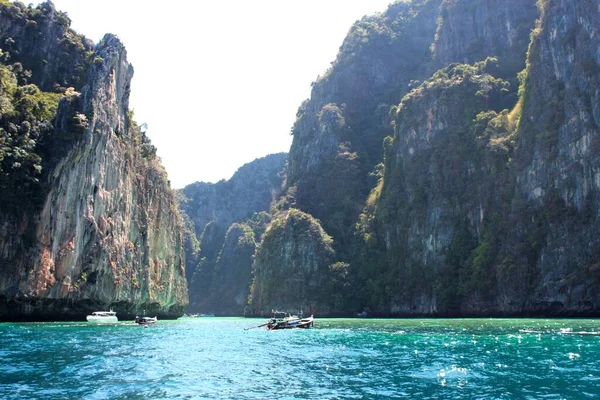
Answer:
[248, 0, 600, 317]
[286, 0, 443, 246]
[197, 223, 259, 316]
[374, 61, 514, 315]
[249, 209, 341, 316]
[180, 153, 287, 240]
[516, 0, 600, 208]
[0, 4, 187, 321]
[284, 0, 537, 254]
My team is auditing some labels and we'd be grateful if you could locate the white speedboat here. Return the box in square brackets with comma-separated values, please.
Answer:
[86, 310, 118, 323]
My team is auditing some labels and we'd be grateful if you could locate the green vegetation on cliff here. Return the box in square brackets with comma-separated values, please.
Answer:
[286, 0, 444, 257]
[0, 1, 93, 212]
[197, 221, 264, 315]
[249, 208, 346, 316]
[0, 2, 187, 321]
[349, 0, 600, 316]
[0, 1, 93, 92]
[360, 60, 517, 314]
[0, 64, 61, 210]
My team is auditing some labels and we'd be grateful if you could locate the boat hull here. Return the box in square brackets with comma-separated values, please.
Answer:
[86, 315, 118, 323]
[135, 316, 157, 325]
[267, 316, 314, 330]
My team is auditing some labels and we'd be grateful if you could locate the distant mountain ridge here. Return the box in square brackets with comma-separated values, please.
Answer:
[178, 153, 287, 315]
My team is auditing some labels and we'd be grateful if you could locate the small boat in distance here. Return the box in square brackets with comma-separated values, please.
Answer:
[134, 309, 157, 325]
[86, 310, 118, 323]
[134, 315, 157, 325]
[267, 311, 314, 330]
[200, 313, 215, 317]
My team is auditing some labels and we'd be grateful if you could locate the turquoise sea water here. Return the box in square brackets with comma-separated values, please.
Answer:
[1, 318, 600, 399]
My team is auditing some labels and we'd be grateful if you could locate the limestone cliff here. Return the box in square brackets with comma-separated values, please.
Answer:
[373, 61, 515, 315]
[0, 2, 187, 321]
[254, 0, 542, 316]
[432, 0, 538, 78]
[249, 209, 341, 317]
[366, 0, 600, 316]
[198, 222, 261, 316]
[284, 0, 538, 255]
[178, 0, 599, 317]
[511, 0, 600, 314]
[180, 153, 287, 243]
[286, 0, 443, 250]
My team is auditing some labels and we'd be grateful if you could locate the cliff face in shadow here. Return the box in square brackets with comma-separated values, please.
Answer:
[365, 0, 600, 316]
[510, 0, 600, 315]
[0, 2, 187, 321]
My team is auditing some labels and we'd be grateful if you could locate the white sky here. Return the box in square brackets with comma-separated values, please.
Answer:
[35, 1, 393, 188]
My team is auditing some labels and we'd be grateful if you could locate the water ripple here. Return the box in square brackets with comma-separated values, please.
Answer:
[1, 318, 600, 398]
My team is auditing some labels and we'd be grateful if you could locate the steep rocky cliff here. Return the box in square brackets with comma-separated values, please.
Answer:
[367, 0, 600, 316]
[251, 0, 539, 316]
[180, 153, 287, 243]
[511, 0, 600, 314]
[284, 0, 538, 256]
[432, 0, 538, 79]
[0, 2, 187, 321]
[179, 153, 286, 314]
[286, 0, 443, 251]
[373, 60, 517, 315]
[197, 220, 265, 316]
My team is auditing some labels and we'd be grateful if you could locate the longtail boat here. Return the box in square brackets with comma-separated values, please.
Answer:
[266, 311, 314, 330]
[244, 311, 315, 331]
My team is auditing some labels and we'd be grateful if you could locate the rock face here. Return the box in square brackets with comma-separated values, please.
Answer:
[179, 153, 286, 314]
[286, 0, 444, 249]
[375, 62, 513, 315]
[180, 153, 287, 243]
[199, 223, 259, 316]
[0, 2, 187, 321]
[432, 0, 538, 78]
[511, 0, 600, 314]
[251, 0, 600, 317]
[254, 0, 537, 315]
[249, 209, 339, 316]
[369, 0, 600, 316]
[283, 0, 538, 259]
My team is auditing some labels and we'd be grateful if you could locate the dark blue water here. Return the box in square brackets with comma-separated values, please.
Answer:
[1, 318, 600, 399]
